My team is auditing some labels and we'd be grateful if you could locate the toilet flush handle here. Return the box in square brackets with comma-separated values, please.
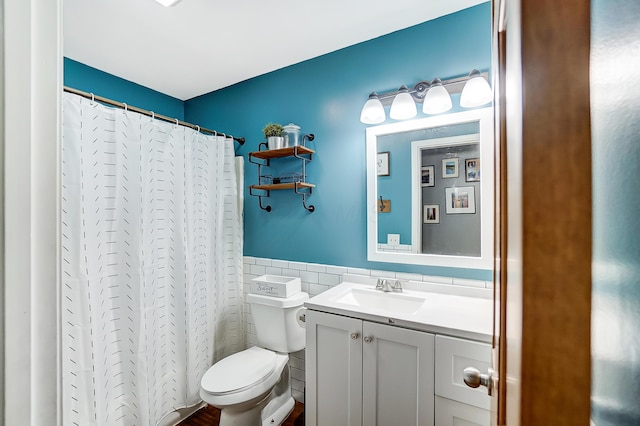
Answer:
[296, 307, 307, 326]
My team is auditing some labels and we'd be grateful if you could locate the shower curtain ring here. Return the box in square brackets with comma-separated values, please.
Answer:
[195, 125, 200, 133]
[90, 93, 95, 103]
[175, 118, 179, 127]
[151, 111, 155, 120]
[123, 103, 128, 111]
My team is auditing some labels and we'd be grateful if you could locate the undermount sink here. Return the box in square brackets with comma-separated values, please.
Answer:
[333, 287, 426, 314]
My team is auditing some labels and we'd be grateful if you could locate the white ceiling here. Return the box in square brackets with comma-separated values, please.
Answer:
[64, 0, 487, 101]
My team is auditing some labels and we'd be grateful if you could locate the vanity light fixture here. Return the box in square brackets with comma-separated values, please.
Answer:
[154, 0, 183, 6]
[360, 69, 491, 124]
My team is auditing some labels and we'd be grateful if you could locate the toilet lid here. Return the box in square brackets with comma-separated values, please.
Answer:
[201, 347, 277, 395]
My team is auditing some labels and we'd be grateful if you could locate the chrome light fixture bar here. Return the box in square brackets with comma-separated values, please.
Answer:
[360, 70, 491, 124]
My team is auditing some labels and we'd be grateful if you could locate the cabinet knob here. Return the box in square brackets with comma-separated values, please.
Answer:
[351, 332, 359, 340]
[463, 367, 493, 393]
[363, 336, 374, 344]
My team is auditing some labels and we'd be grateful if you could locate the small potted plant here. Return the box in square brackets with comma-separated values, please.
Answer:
[263, 123, 285, 150]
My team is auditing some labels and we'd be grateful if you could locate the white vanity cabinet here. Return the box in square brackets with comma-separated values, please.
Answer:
[305, 309, 435, 426]
[434, 335, 492, 426]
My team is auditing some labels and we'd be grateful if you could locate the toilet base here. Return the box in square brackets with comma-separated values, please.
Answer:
[218, 395, 267, 426]
[261, 395, 294, 426]
[207, 361, 296, 426]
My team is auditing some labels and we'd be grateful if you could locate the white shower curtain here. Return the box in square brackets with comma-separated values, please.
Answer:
[61, 92, 243, 426]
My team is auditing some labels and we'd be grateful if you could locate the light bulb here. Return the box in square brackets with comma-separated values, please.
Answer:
[389, 86, 417, 120]
[460, 70, 492, 107]
[422, 78, 452, 114]
[360, 93, 386, 124]
[155, 0, 183, 7]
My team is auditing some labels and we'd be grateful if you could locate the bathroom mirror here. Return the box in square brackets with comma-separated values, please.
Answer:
[366, 108, 494, 269]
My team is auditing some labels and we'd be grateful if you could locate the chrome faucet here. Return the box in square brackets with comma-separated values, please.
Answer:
[375, 278, 403, 293]
[376, 278, 392, 292]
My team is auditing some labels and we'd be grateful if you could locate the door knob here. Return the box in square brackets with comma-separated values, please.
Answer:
[463, 367, 493, 392]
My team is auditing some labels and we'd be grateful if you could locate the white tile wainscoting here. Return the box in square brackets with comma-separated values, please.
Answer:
[241, 256, 493, 403]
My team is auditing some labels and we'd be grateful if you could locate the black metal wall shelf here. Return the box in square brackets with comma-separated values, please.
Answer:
[248, 134, 316, 212]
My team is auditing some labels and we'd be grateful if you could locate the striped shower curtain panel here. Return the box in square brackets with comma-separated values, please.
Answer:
[61, 92, 243, 426]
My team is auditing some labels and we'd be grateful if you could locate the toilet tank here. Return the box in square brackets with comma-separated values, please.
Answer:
[247, 292, 308, 353]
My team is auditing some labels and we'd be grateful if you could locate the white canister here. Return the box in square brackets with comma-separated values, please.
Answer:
[283, 123, 301, 147]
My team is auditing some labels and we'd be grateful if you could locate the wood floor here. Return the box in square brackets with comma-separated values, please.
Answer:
[178, 401, 304, 426]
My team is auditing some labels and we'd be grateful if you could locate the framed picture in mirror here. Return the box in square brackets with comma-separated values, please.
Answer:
[377, 151, 390, 176]
[442, 158, 459, 178]
[421, 165, 435, 187]
[423, 204, 440, 223]
[445, 186, 476, 214]
[465, 158, 480, 182]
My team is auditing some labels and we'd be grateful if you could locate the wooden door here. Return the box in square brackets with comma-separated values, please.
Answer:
[361, 322, 434, 426]
[305, 310, 363, 426]
[491, 0, 592, 425]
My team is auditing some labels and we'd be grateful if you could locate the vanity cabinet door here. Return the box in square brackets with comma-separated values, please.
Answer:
[435, 335, 491, 410]
[434, 395, 490, 426]
[361, 321, 435, 426]
[306, 310, 363, 426]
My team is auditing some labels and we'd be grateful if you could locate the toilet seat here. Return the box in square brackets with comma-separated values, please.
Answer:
[201, 347, 277, 395]
[200, 346, 289, 407]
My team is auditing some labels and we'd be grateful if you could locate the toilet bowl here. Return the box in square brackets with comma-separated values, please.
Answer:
[200, 291, 308, 426]
[200, 347, 291, 425]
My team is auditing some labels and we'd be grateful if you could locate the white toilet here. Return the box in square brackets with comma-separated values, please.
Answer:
[200, 291, 308, 426]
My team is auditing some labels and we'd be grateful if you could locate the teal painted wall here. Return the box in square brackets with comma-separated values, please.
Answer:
[377, 134, 412, 245]
[591, 0, 640, 424]
[185, 3, 492, 279]
[64, 58, 184, 119]
[62, 4, 492, 279]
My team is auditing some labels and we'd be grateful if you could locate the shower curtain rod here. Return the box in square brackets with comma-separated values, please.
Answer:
[64, 86, 245, 145]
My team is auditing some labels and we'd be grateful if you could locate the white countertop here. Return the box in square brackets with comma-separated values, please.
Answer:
[304, 280, 493, 343]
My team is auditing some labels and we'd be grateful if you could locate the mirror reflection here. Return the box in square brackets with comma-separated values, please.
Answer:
[366, 108, 493, 270]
